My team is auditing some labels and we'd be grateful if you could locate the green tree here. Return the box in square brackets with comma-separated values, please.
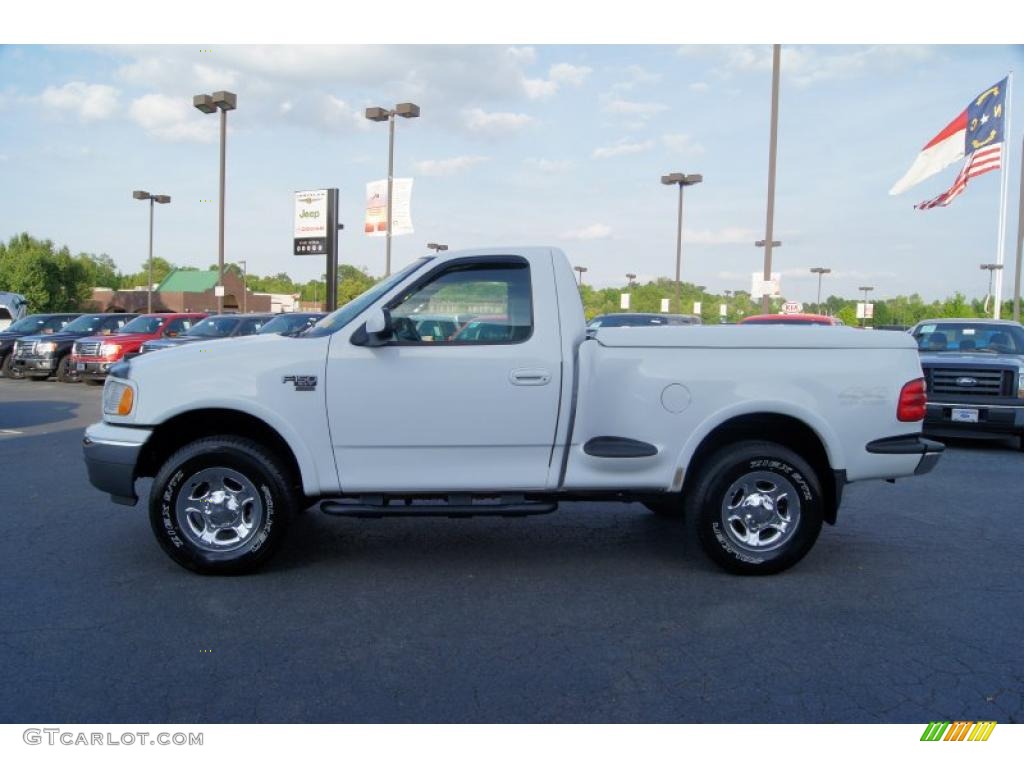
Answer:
[0, 233, 93, 311]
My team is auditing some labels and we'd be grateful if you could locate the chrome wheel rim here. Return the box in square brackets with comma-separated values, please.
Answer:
[720, 470, 801, 553]
[175, 467, 264, 553]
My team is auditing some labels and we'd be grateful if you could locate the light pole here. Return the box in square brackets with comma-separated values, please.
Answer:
[759, 44, 783, 315]
[365, 102, 421, 277]
[238, 259, 247, 313]
[754, 240, 781, 309]
[980, 263, 1003, 317]
[132, 190, 171, 314]
[574, 265, 588, 288]
[661, 172, 703, 314]
[810, 266, 831, 308]
[427, 242, 448, 254]
[859, 285, 874, 327]
[193, 90, 237, 313]
[626, 272, 636, 287]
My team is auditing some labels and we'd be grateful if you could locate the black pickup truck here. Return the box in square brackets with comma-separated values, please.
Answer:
[11, 313, 136, 382]
[910, 319, 1024, 451]
[0, 313, 81, 378]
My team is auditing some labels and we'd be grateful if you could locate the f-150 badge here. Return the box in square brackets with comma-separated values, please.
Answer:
[282, 375, 318, 392]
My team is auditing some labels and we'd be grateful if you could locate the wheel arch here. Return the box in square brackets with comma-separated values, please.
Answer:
[680, 411, 842, 524]
[136, 408, 308, 497]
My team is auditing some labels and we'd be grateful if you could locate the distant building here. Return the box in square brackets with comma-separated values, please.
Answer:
[88, 269, 272, 314]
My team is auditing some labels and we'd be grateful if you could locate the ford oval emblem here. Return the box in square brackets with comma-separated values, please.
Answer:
[956, 376, 977, 387]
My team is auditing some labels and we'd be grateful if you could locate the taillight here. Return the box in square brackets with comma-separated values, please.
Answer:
[897, 377, 927, 422]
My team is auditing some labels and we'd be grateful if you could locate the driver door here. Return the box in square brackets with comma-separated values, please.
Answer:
[326, 253, 563, 493]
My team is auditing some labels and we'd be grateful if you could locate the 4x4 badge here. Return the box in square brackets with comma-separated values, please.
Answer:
[282, 375, 317, 392]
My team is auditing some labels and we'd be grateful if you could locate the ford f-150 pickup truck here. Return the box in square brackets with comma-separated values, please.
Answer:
[82, 247, 942, 576]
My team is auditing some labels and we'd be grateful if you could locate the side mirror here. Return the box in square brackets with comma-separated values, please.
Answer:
[354, 307, 394, 347]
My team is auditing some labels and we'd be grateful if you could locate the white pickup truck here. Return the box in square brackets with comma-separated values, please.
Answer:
[83, 247, 942, 575]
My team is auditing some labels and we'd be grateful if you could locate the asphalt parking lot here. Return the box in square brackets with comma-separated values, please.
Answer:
[0, 379, 1021, 724]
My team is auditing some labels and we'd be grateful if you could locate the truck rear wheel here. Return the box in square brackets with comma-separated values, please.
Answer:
[685, 440, 823, 575]
[149, 436, 295, 575]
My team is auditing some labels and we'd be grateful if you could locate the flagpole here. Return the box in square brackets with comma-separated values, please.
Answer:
[1014, 127, 1024, 323]
[994, 71, 1013, 318]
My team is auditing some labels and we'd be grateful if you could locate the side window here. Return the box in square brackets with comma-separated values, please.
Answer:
[388, 262, 532, 345]
[108, 317, 127, 332]
[238, 318, 265, 335]
[164, 318, 191, 336]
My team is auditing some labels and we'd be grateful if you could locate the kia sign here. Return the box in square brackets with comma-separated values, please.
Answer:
[781, 301, 803, 314]
[294, 189, 329, 255]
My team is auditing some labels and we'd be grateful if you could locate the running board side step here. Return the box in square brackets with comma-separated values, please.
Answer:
[320, 495, 558, 519]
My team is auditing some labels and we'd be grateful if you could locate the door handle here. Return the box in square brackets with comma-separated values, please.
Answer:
[509, 368, 552, 386]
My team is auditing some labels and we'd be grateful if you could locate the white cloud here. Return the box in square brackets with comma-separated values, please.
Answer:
[129, 94, 215, 142]
[318, 96, 367, 131]
[612, 65, 662, 92]
[192, 63, 238, 91]
[592, 139, 654, 159]
[39, 82, 119, 121]
[560, 223, 612, 241]
[415, 155, 488, 176]
[602, 98, 668, 120]
[525, 157, 571, 173]
[524, 62, 592, 99]
[687, 227, 759, 245]
[549, 63, 592, 86]
[689, 81, 710, 93]
[662, 133, 705, 155]
[506, 46, 537, 66]
[462, 107, 534, 136]
[680, 45, 934, 87]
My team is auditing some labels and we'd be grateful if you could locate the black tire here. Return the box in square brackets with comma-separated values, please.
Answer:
[55, 355, 77, 383]
[642, 496, 684, 517]
[149, 436, 296, 575]
[3, 354, 24, 380]
[684, 440, 823, 575]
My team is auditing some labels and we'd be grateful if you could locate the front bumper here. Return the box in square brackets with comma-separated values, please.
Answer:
[72, 359, 118, 379]
[865, 434, 945, 475]
[82, 422, 153, 506]
[923, 401, 1024, 440]
[12, 355, 57, 373]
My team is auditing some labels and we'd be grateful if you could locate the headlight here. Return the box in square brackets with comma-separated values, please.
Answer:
[99, 343, 122, 358]
[36, 341, 57, 354]
[102, 380, 135, 416]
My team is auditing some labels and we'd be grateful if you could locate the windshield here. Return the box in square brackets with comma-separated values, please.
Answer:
[186, 316, 240, 338]
[7, 314, 71, 334]
[305, 258, 431, 337]
[258, 313, 323, 335]
[63, 315, 112, 334]
[913, 322, 1024, 354]
[117, 316, 165, 335]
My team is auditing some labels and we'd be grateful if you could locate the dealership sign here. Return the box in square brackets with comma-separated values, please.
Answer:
[750, 272, 781, 299]
[365, 178, 414, 237]
[294, 189, 330, 255]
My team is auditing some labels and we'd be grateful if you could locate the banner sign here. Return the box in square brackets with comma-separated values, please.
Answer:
[692, 301, 702, 314]
[620, 293, 630, 310]
[856, 302, 875, 320]
[660, 298, 670, 313]
[293, 189, 329, 255]
[750, 272, 781, 299]
[365, 178, 414, 237]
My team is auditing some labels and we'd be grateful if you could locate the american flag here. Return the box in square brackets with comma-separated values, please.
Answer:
[915, 144, 1002, 209]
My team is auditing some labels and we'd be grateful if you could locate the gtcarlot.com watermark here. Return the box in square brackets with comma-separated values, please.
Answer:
[23, 728, 203, 747]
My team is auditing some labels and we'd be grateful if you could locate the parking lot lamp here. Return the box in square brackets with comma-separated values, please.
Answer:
[238, 259, 247, 313]
[574, 265, 588, 288]
[626, 273, 636, 287]
[661, 172, 703, 314]
[133, 190, 171, 313]
[365, 102, 421, 276]
[980, 263, 1003, 317]
[193, 91, 237, 312]
[427, 242, 448, 254]
[810, 266, 831, 307]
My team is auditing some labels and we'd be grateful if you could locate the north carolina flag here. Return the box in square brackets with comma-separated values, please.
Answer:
[890, 77, 1007, 197]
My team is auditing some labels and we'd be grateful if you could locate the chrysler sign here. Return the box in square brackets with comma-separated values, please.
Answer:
[293, 189, 329, 255]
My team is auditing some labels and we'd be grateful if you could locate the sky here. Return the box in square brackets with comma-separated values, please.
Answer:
[1, 43, 1023, 303]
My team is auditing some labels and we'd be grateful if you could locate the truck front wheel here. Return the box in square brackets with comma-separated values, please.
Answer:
[685, 440, 823, 575]
[149, 436, 295, 575]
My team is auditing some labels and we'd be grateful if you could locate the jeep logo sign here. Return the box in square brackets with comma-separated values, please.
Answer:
[293, 189, 330, 255]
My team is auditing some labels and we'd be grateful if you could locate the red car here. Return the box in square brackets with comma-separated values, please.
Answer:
[739, 313, 843, 326]
[71, 313, 206, 383]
